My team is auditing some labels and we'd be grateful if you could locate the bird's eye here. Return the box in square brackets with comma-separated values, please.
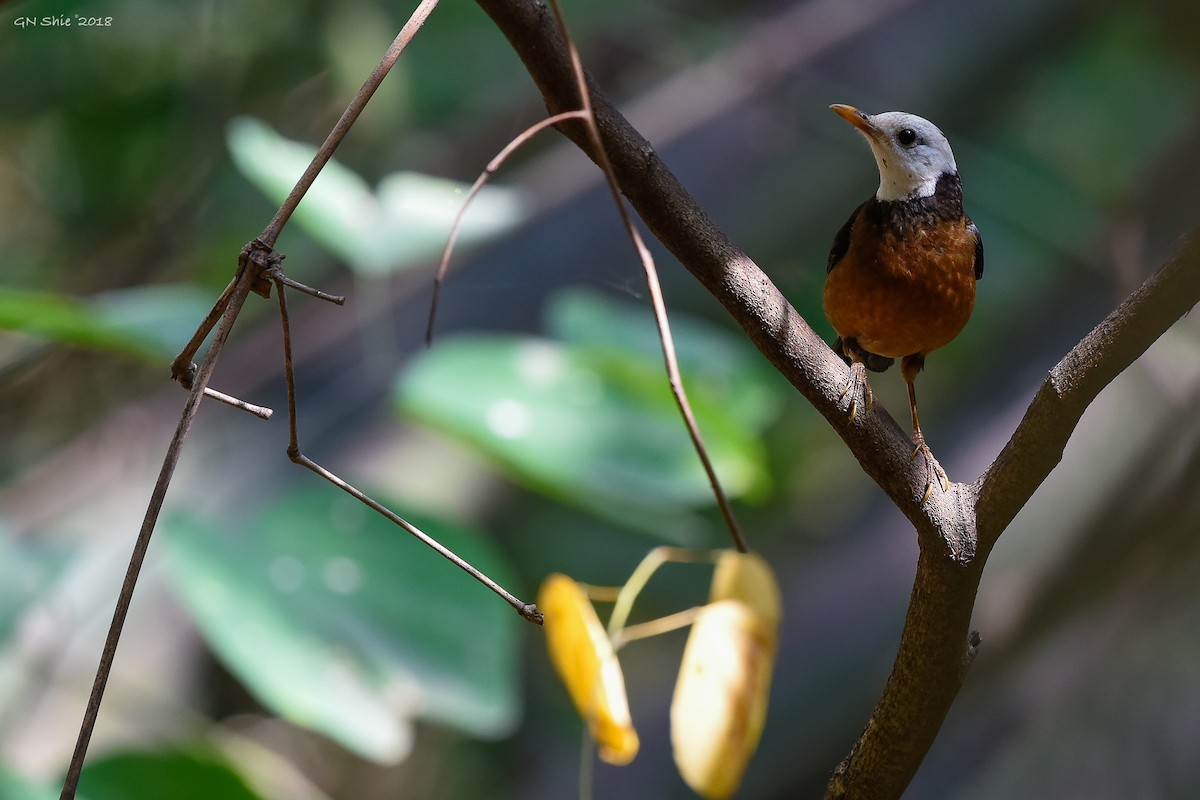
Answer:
[897, 128, 918, 146]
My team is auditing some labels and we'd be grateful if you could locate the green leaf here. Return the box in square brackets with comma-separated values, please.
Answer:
[0, 285, 212, 363]
[78, 749, 263, 800]
[396, 320, 774, 538]
[226, 117, 524, 276]
[227, 116, 379, 268]
[0, 289, 146, 362]
[544, 288, 784, 431]
[364, 171, 524, 276]
[87, 284, 218, 359]
[161, 490, 523, 763]
[0, 765, 66, 800]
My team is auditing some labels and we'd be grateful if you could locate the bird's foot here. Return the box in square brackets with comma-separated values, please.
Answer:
[839, 361, 874, 422]
[911, 437, 949, 503]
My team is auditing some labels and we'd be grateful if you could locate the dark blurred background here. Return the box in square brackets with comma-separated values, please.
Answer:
[2, 0, 1200, 798]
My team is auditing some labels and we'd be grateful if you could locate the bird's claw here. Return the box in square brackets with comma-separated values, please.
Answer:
[911, 440, 949, 503]
[840, 361, 874, 422]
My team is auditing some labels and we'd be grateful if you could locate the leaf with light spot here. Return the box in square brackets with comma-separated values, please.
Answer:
[161, 489, 523, 762]
[395, 292, 778, 540]
[227, 117, 525, 275]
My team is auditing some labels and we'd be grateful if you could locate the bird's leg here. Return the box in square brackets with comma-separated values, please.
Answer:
[902, 356, 948, 503]
[837, 339, 875, 422]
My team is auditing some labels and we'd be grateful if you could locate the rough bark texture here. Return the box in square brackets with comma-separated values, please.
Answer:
[475, 1, 1200, 796]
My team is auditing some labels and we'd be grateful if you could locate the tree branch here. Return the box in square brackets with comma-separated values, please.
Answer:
[975, 229, 1200, 549]
[827, 550, 984, 799]
[475, 0, 1200, 796]
[827, 230, 1200, 799]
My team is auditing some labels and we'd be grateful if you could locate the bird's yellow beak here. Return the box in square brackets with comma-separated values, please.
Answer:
[830, 104, 880, 141]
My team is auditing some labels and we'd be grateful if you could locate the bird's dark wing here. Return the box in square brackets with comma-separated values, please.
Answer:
[967, 218, 984, 280]
[827, 201, 865, 274]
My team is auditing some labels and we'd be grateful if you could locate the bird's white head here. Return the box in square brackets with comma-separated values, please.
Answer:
[830, 105, 957, 202]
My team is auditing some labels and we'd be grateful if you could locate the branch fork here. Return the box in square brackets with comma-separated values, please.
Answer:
[473, 1, 1200, 797]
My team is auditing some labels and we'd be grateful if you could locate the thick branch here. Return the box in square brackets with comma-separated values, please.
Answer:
[975, 229, 1200, 551]
[827, 550, 984, 799]
[824, 230, 1200, 800]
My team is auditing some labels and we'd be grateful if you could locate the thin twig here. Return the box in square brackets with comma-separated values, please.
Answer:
[975, 227, 1200, 548]
[257, 0, 441, 248]
[274, 271, 346, 305]
[170, 277, 235, 386]
[425, 109, 588, 346]
[201, 386, 274, 420]
[169, 270, 275, 419]
[59, 244, 265, 800]
[268, 269, 543, 624]
[613, 607, 700, 647]
[63, 4, 445, 791]
[545, 0, 748, 553]
[578, 726, 595, 800]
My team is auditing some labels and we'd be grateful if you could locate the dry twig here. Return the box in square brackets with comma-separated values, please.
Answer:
[57, 4, 543, 798]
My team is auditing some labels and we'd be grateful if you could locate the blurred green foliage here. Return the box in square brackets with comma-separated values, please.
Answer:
[0, 765, 67, 800]
[78, 749, 265, 800]
[0, 285, 217, 363]
[227, 117, 525, 276]
[163, 491, 523, 763]
[2, 0, 1200, 799]
[398, 290, 781, 539]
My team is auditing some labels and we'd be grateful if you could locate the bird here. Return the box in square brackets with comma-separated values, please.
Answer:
[822, 104, 983, 502]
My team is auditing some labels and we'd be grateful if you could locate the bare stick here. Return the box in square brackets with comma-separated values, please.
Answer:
[257, 0, 440, 248]
[202, 386, 273, 420]
[168, 260, 275, 420]
[175, 253, 343, 421]
[170, 276, 235, 386]
[59, 245, 265, 800]
[294, 451, 542, 624]
[546, 0, 748, 553]
[268, 269, 543, 624]
[425, 109, 589, 346]
[274, 272, 346, 305]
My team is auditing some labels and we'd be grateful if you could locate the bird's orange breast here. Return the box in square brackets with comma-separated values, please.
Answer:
[824, 213, 976, 359]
